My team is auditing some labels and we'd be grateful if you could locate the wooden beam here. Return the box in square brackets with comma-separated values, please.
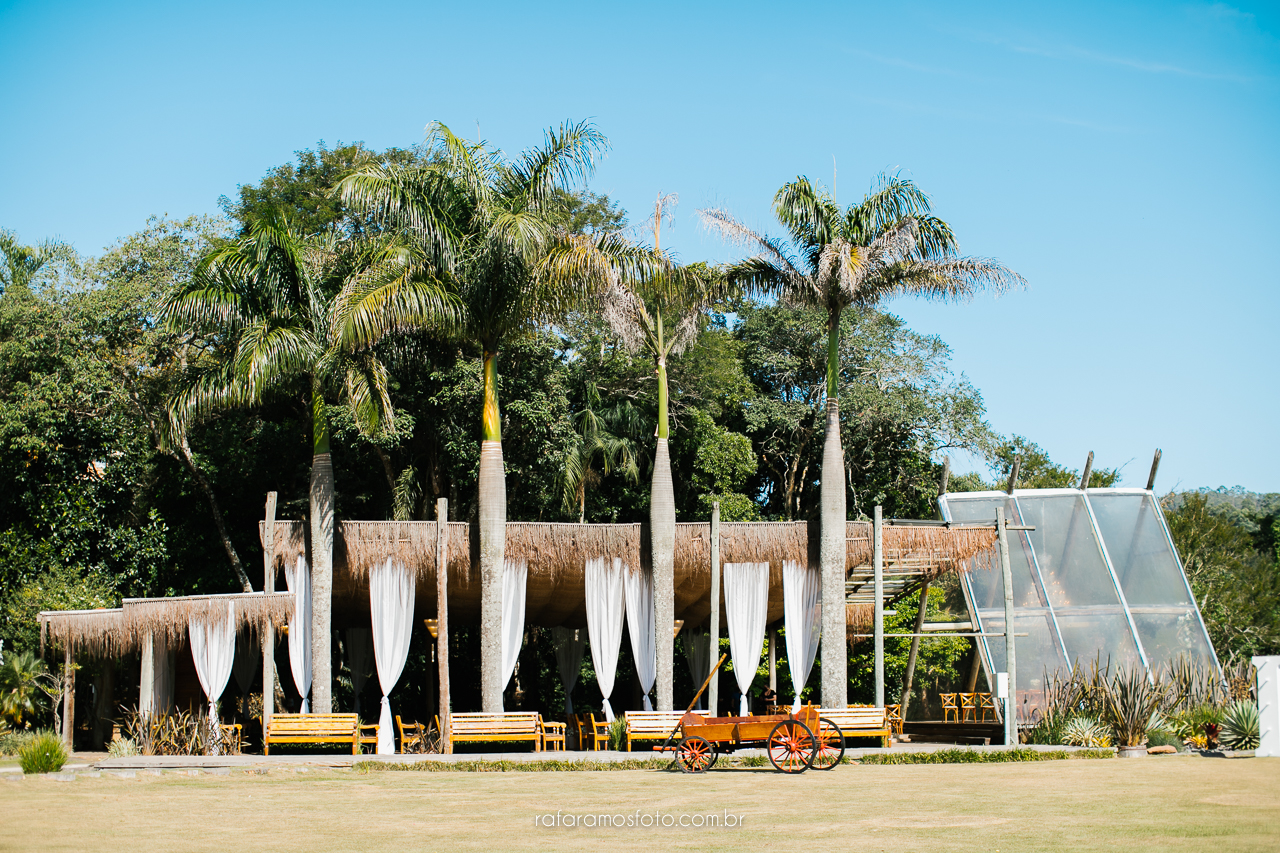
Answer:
[873, 505, 884, 709]
[997, 506, 1017, 745]
[899, 579, 930, 719]
[708, 502, 721, 718]
[62, 645, 74, 749]
[436, 497, 452, 754]
[262, 491, 277, 729]
[1079, 451, 1094, 491]
[1146, 448, 1162, 491]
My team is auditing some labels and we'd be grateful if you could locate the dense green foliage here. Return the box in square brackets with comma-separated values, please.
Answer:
[17, 729, 67, 773]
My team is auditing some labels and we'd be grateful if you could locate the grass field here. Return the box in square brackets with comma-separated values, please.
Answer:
[3, 756, 1277, 852]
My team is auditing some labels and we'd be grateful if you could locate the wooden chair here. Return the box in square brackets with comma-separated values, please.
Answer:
[218, 723, 243, 755]
[541, 720, 567, 751]
[978, 692, 997, 722]
[941, 693, 959, 723]
[960, 692, 978, 723]
[396, 716, 427, 753]
[583, 712, 611, 750]
[884, 704, 904, 735]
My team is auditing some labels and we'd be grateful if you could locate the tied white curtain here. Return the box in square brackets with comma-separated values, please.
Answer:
[231, 629, 259, 715]
[189, 601, 236, 742]
[683, 626, 711, 710]
[724, 562, 769, 716]
[501, 559, 528, 705]
[551, 627, 585, 714]
[345, 628, 374, 716]
[284, 555, 312, 713]
[370, 557, 415, 756]
[782, 560, 822, 712]
[585, 557, 626, 722]
[624, 568, 657, 711]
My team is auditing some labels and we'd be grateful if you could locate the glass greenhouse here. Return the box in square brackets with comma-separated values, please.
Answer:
[938, 488, 1219, 723]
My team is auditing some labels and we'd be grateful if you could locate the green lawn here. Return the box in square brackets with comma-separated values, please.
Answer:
[3, 756, 1277, 852]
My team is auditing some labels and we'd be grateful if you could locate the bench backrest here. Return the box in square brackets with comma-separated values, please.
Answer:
[624, 711, 686, 734]
[450, 712, 542, 735]
[818, 707, 887, 729]
[267, 714, 359, 735]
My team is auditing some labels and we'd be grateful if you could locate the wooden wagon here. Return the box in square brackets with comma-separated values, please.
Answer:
[658, 706, 845, 774]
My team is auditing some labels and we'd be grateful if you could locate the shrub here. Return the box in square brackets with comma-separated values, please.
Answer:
[1062, 716, 1112, 748]
[857, 748, 1114, 765]
[607, 719, 627, 752]
[1220, 701, 1260, 751]
[107, 737, 140, 758]
[19, 730, 68, 774]
[1145, 728, 1182, 749]
[1100, 666, 1167, 747]
[0, 728, 38, 756]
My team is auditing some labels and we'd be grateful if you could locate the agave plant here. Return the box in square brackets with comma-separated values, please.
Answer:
[1099, 666, 1168, 748]
[1220, 701, 1260, 751]
[1062, 716, 1113, 748]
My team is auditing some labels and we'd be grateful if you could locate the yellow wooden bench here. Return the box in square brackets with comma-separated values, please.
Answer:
[624, 711, 685, 751]
[264, 713, 367, 755]
[447, 712, 553, 751]
[820, 705, 892, 748]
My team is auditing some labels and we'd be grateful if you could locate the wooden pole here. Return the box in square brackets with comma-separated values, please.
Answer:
[874, 505, 884, 709]
[62, 645, 75, 750]
[1078, 451, 1094, 491]
[768, 627, 777, 695]
[1005, 455, 1021, 494]
[139, 632, 155, 716]
[708, 502, 721, 718]
[899, 579, 930, 717]
[262, 491, 277, 729]
[436, 497, 452, 754]
[997, 506, 1017, 746]
[1146, 449, 1162, 491]
[964, 641, 982, 692]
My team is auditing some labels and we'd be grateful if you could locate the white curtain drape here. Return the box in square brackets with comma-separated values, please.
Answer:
[189, 601, 236, 740]
[551, 627, 585, 714]
[345, 628, 374, 716]
[724, 562, 769, 716]
[232, 629, 259, 715]
[284, 554, 312, 712]
[782, 559, 822, 712]
[501, 559, 528, 704]
[585, 556, 626, 722]
[370, 557, 415, 755]
[145, 637, 174, 715]
[624, 568, 657, 711]
[683, 626, 711, 710]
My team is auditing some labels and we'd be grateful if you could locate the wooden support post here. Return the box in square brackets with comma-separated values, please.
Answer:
[899, 579, 930, 718]
[436, 497, 452, 754]
[1005, 455, 1021, 494]
[768, 627, 777, 695]
[708, 502, 721, 718]
[874, 505, 885, 709]
[139, 632, 155, 716]
[1079, 451, 1094, 491]
[997, 506, 1017, 746]
[964, 640, 982, 692]
[262, 491, 277, 729]
[1146, 449, 1162, 491]
[62, 645, 75, 750]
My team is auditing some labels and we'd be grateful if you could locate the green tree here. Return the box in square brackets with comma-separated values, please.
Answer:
[0, 229, 73, 299]
[559, 384, 642, 523]
[703, 176, 1021, 705]
[161, 212, 458, 712]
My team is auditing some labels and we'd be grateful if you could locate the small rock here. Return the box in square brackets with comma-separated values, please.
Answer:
[206, 767, 231, 776]
[77, 770, 102, 779]
[107, 770, 137, 779]
[44, 772, 76, 781]
[1147, 745, 1177, 755]
[141, 769, 164, 776]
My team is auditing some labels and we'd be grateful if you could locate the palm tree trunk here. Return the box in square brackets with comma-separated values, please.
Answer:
[479, 349, 506, 712]
[310, 382, 334, 715]
[819, 315, 848, 708]
[650, 355, 675, 711]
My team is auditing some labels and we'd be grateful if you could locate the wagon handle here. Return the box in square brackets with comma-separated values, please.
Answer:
[659, 653, 728, 757]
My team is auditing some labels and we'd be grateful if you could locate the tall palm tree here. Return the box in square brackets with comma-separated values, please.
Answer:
[339, 121, 652, 710]
[560, 384, 643, 524]
[576, 194, 725, 710]
[700, 175, 1023, 706]
[162, 213, 458, 713]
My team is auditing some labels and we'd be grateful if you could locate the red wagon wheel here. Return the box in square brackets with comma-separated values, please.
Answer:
[676, 736, 716, 773]
[767, 720, 815, 773]
[811, 717, 845, 770]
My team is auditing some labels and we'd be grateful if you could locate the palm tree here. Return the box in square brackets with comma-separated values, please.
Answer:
[339, 121, 652, 710]
[580, 194, 725, 710]
[162, 213, 458, 713]
[700, 175, 1023, 706]
[560, 384, 643, 524]
[0, 229, 70, 298]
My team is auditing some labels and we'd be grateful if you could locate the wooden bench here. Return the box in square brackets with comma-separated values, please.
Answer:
[447, 712, 550, 752]
[264, 713, 365, 755]
[821, 705, 892, 748]
[624, 711, 685, 751]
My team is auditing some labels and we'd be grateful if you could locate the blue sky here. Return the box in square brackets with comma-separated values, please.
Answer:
[1, 0, 1276, 492]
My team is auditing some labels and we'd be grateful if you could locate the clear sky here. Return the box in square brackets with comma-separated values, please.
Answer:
[2, 0, 1276, 492]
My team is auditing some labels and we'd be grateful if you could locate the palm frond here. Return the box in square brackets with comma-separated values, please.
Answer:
[507, 119, 607, 211]
[329, 255, 462, 352]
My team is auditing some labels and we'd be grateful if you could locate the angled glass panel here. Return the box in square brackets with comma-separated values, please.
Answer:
[1127, 607, 1216, 672]
[977, 608, 1065, 724]
[1050, 607, 1143, 671]
[1015, 492, 1121, 608]
[1088, 491, 1192, 606]
[941, 494, 1046, 609]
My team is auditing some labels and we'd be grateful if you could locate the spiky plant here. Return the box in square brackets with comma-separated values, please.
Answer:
[340, 121, 653, 710]
[1099, 666, 1168, 747]
[1061, 716, 1113, 748]
[700, 176, 1022, 705]
[163, 215, 459, 713]
[1220, 701, 1260, 750]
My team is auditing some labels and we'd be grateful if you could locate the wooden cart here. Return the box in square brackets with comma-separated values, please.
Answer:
[659, 706, 845, 774]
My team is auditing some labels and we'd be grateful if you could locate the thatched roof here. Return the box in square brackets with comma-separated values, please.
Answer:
[39, 592, 294, 656]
